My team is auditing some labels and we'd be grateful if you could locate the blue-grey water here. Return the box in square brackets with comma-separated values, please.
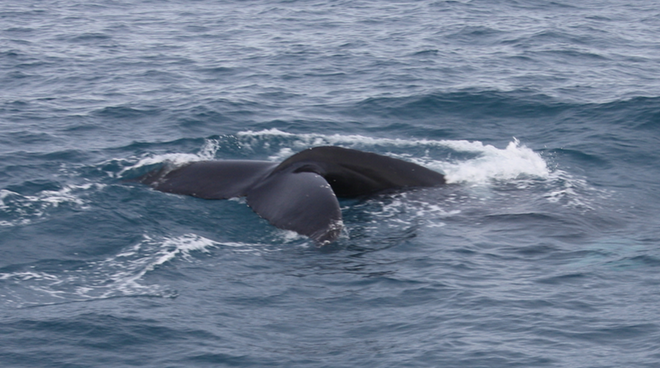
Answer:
[2, 1, 660, 367]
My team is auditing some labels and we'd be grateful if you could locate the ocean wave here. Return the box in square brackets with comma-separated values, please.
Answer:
[0, 233, 272, 308]
[113, 138, 221, 178]
[0, 183, 104, 227]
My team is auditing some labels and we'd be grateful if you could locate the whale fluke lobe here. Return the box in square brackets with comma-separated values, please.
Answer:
[138, 160, 277, 199]
[247, 170, 342, 244]
[138, 146, 445, 244]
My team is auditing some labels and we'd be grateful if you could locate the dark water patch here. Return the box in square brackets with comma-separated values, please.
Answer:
[93, 105, 162, 119]
[0, 313, 195, 366]
[4, 70, 33, 81]
[2, 131, 61, 148]
[598, 96, 660, 131]
[608, 254, 660, 270]
[4, 27, 34, 33]
[518, 29, 595, 48]
[446, 25, 508, 45]
[195, 65, 239, 76]
[535, 272, 588, 285]
[69, 32, 113, 42]
[61, 123, 102, 134]
[550, 148, 611, 168]
[186, 353, 279, 367]
[141, 69, 183, 82]
[411, 49, 439, 57]
[539, 49, 609, 62]
[0, 49, 22, 58]
[500, 242, 562, 259]
[256, 90, 306, 103]
[37, 149, 90, 163]
[481, 212, 583, 232]
[183, 24, 210, 33]
[350, 90, 572, 124]
[538, 322, 658, 344]
[173, 105, 232, 132]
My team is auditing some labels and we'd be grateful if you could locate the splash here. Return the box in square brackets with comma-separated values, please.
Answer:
[0, 183, 104, 227]
[116, 138, 221, 176]
[114, 129, 549, 186]
[235, 130, 601, 212]
[237, 129, 550, 184]
[110, 233, 219, 290]
[110, 130, 594, 217]
[238, 128, 450, 148]
[0, 233, 264, 308]
[437, 138, 550, 184]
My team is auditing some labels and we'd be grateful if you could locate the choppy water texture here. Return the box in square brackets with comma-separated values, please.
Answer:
[2, 0, 660, 367]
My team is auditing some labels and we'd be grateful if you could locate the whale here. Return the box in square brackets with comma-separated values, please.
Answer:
[137, 146, 446, 244]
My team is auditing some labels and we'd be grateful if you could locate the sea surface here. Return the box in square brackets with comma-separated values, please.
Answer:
[1, 0, 660, 367]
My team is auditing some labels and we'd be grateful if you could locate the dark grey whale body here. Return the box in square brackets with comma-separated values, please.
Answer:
[139, 146, 446, 244]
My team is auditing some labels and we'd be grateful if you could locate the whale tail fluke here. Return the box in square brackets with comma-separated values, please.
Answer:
[135, 146, 445, 244]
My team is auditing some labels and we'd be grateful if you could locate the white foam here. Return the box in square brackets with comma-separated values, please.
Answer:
[0, 183, 104, 227]
[0, 189, 19, 209]
[543, 170, 609, 211]
[144, 233, 218, 267]
[235, 130, 599, 214]
[437, 139, 550, 184]
[97, 233, 221, 297]
[0, 233, 271, 307]
[23, 183, 99, 208]
[117, 138, 221, 176]
[269, 147, 295, 162]
[237, 128, 446, 148]
[238, 130, 550, 185]
[198, 138, 221, 160]
[0, 271, 60, 281]
[356, 193, 462, 234]
[114, 130, 548, 187]
[245, 130, 607, 214]
[117, 153, 202, 176]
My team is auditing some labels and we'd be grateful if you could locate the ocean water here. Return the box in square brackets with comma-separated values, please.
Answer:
[1, 0, 660, 367]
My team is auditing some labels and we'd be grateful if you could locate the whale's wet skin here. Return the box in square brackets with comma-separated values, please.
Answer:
[137, 146, 446, 244]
